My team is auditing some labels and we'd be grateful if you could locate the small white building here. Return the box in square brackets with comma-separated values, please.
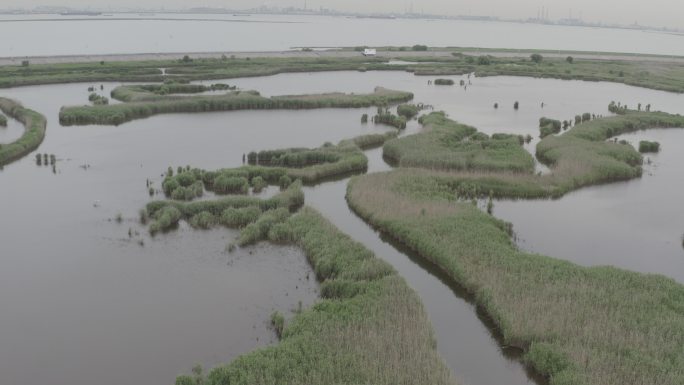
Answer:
[362, 48, 377, 57]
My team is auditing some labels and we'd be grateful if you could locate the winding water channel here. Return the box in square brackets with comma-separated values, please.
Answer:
[1, 71, 683, 385]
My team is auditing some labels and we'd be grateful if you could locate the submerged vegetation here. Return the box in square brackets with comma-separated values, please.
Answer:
[0, 98, 47, 167]
[59, 87, 413, 126]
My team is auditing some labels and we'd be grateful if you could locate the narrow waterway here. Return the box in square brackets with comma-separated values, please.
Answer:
[304, 146, 541, 385]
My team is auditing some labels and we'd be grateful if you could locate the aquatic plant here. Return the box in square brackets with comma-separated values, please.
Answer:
[539, 117, 562, 138]
[348, 167, 684, 385]
[396, 103, 420, 119]
[433, 78, 455, 86]
[176, 207, 455, 385]
[384, 112, 535, 173]
[0, 113, 6, 127]
[638, 140, 660, 153]
[0, 98, 47, 167]
[59, 87, 414, 126]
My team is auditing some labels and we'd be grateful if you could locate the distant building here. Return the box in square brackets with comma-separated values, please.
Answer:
[363, 49, 377, 56]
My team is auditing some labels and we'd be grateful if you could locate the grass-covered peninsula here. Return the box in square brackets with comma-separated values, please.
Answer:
[0, 98, 48, 167]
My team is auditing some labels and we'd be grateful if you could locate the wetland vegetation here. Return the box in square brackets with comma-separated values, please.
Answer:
[346, 105, 684, 385]
[5, 48, 684, 94]
[59, 87, 413, 126]
[0, 98, 47, 167]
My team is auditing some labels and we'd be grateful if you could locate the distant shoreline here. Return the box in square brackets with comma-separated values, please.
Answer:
[2, 47, 684, 66]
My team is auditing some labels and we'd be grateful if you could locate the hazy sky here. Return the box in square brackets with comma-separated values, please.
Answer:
[5, 0, 683, 28]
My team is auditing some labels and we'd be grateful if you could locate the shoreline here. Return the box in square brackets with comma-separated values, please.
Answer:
[3, 47, 684, 66]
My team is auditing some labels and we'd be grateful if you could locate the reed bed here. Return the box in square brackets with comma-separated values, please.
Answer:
[59, 87, 413, 126]
[383, 112, 535, 173]
[0, 98, 47, 167]
[347, 170, 684, 385]
[176, 207, 456, 385]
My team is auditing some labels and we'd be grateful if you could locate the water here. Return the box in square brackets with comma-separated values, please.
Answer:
[495, 129, 684, 283]
[0, 113, 25, 144]
[1, 14, 684, 57]
[2, 71, 684, 385]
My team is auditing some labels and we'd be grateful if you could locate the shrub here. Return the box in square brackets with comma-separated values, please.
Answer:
[530, 53, 543, 63]
[412, 44, 428, 51]
[566, 56, 574, 64]
[477, 55, 492, 65]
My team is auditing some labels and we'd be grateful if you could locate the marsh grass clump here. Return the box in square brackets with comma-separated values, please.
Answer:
[539, 117, 562, 138]
[189, 211, 217, 229]
[213, 175, 249, 195]
[237, 208, 291, 246]
[270, 311, 285, 338]
[0, 98, 47, 167]
[396, 103, 420, 119]
[361, 113, 368, 123]
[88, 93, 109, 105]
[373, 109, 407, 129]
[638, 140, 660, 153]
[149, 205, 182, 235]
[220, 206, 262, 228]
[433, 78, 455, 86]
[0, 113, 6, 127]
[251, 176, 267, 193]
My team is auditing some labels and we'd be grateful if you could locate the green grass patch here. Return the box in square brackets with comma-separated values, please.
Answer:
[0, 98, 47, 167]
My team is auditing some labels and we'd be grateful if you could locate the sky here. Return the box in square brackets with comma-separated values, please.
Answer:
[4, 0, 683, 29]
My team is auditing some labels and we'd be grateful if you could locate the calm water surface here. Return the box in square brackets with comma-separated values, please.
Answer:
[1, 71, 683, 385]
[1, 14, 684, 57]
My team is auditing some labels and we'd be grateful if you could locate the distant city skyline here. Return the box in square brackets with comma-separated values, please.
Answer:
[2, 1, 683, 29]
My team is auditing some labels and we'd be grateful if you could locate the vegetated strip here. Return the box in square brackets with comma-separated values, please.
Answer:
[59, 87, 413, 126]
[346, 108, 684, 385]
[158, 134, 395, 202]
[7, 51, 684, 93]
[0, 97, 47, 166]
